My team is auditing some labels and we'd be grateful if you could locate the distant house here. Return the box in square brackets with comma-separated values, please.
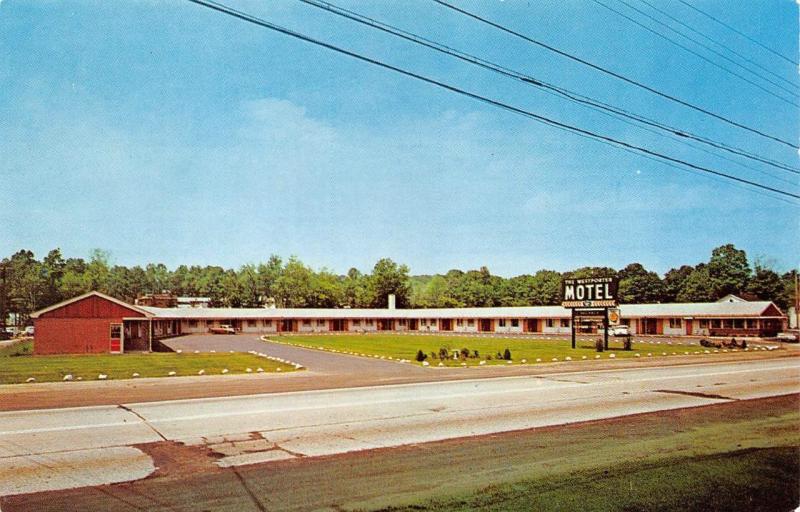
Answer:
[177, 297, 211, 308]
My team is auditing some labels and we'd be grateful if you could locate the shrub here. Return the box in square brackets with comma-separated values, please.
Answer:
[460, 347, 470, 359]
[472, 349, 479, 358]
[503, 348, 512, 360]
[486, 354, 492, 360]
[416, 350, 428, 362]
[438, 347, 450, 360]
[430, 351, 438, 360]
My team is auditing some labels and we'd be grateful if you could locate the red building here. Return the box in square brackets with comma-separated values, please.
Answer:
[30, 291, 155, 355]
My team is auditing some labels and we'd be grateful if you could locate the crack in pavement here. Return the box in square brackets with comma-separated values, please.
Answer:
[653, 389, 737, 401]
[118, 405, 168, 442]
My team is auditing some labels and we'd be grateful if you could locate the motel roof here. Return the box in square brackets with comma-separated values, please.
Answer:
[138, 300, 784, 320]
[31, 291, 785, 320]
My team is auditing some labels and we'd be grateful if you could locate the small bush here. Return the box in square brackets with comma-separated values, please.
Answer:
[472, 349, 479, 358]
[415, 350, 427, 362]
[460, 347, 470, 359]
[438, 347, 450, 360]
[486, 354, 492, 360]
[503, 348, 512, 360]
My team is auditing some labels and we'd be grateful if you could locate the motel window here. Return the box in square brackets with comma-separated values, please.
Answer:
[263, 320, 272, 327]
[399, 319, 406, 326]
[317, 320, 325, 326]
[546, 319, 554, 328]
[499, 319, 506, 327]
[110, 324, 122, 339]
[746, 319, 757, 329]
[669, 318, 682, 329]
[711, 319, 721, 328]
[366, 320, 373, 326]
[353, 320, 361, 326]
[189, 320, 198, 328]
[303, 320, 311, 326]
[429, 319, 436, 325]
[699, 319, 708, 328]
[511, 319, 519, 327]
[467, 319, 474, 326]
[456, 319, 462, 326]
[723, 319, 733, 328]
[560, 319, 570, 328]
[733, 319, 744, 329]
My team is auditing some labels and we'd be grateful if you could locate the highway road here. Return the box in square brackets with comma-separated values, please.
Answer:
[1, 357, 798, 498]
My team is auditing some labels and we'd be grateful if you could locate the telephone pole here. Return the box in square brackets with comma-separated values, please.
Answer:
[0, 259, 7, 335]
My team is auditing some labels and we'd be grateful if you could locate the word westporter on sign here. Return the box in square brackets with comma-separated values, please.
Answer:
[561, 277, 618, 309]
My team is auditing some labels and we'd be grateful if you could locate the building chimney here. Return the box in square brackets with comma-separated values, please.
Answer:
[388, 294, 396, 310]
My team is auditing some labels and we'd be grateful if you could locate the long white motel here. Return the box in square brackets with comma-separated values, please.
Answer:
[30, 291, 787, 354]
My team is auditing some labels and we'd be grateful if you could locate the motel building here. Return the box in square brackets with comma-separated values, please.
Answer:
[29, 291, 787, 355]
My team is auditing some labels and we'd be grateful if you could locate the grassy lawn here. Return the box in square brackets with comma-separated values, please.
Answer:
[376, 447, 799, 512]
[0, 339, 33, 357]
[267, 333, 729, 366]
[0, 349, 297, 384]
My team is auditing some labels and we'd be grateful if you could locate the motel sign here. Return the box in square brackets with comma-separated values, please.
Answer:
[561, 277, 618, 309]
[561, 277, 619, 349]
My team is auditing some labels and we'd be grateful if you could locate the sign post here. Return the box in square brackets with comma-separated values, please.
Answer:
[561, 277, 619, 350]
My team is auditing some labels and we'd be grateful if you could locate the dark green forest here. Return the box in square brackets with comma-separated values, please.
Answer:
[1, 244, 795, 324]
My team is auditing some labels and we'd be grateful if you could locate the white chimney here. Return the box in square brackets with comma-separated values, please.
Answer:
[388, 294, 396, 310]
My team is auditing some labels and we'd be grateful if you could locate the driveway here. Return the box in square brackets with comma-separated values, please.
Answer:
[161, 334, 426, 376]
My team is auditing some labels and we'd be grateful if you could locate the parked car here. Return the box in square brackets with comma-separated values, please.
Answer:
[209, 324, 236, 334]
[776, 332, 799, 343]
[4, 326, 19, 337]
[23, 326, 34, 336]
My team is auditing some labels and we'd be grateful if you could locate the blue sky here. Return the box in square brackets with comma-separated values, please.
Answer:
[1, 0, 798, 276]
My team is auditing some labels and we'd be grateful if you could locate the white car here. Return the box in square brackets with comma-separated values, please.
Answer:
[24, 326, 34, 336]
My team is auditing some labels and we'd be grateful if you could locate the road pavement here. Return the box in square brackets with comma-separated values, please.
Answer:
[1, 357, 797, 497]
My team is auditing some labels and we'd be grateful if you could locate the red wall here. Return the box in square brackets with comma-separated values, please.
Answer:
[34, 295, 146, 355]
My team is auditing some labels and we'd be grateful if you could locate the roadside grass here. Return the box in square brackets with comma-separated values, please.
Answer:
[376, 447, 800, 512]
[267, 333, 717, 366]
[0, 351, 296, 384]
[361, 395, 800, 512]
[0, 339, 33, 357]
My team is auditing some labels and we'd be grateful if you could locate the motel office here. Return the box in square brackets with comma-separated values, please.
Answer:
[30, 291, 787, 354]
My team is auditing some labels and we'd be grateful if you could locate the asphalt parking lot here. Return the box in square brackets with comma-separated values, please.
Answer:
[162, 334, 427, 376]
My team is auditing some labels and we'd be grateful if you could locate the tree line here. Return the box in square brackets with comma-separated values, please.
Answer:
[1, 244, 795, 324]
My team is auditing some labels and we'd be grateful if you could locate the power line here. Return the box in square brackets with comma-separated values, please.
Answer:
[634, 0, 796, 90]
[432, 0, 798, 149]
[592, 0, 797, 107]
[299, 0, 799, 179]
[677, 0, 798, 67]
[601, 0, 798, 102]
[187, 0, 800, 203]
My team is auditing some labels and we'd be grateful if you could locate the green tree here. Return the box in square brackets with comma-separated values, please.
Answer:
[257, 255, 283, 303]
[746, 261, 783, 304]
[663, 265, 694, 302]
[676, 264, 715, 302]
[368, 258, 411, 308]
[84, 249, 112, 292]
[343, 268, 370, 308]
[275, 257, 314, 307]
[707, 244, 751, 298]
[617, 263, 666, 303]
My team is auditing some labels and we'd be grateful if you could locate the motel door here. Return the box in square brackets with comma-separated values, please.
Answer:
[685, 320, 693, 335]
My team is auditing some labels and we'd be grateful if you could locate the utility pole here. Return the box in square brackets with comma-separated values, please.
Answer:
[0, 260, 7, 335]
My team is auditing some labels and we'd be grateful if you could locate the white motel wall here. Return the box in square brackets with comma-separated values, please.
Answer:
[138, 298, 786, 338]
